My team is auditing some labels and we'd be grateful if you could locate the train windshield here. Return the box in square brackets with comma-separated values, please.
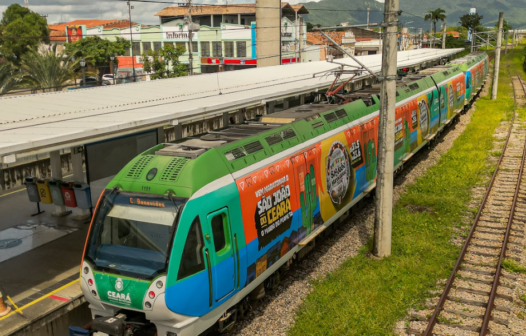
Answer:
[86, 190, 186, 279]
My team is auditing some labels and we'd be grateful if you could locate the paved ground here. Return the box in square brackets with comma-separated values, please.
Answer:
[0, 184, 89, 263]
[0, 186, 89, 335]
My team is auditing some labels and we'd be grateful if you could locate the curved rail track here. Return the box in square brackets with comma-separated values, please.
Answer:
[419, 72, 526, 336]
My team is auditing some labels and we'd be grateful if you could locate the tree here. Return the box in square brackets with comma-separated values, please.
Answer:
[496, 19, 513, 34]
[17, 45, 77, 93]
[65, 36, 131, 81]
[0, 4, 50, 64]
[141, 43, 187, 80]
[459, 13, 483, 33]
[0, 62, 18, 95]
[307, 22, 314, 32]
[424, 8, 446, 48]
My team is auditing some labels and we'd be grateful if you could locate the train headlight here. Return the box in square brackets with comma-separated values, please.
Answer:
[83, 267, 89, 274]
[88, 279, 93, 286]
[91, 290, 97, 297]
[149, 291, 155, 299]
[145, 302, 152, 309]
[156, 280, 163, 289]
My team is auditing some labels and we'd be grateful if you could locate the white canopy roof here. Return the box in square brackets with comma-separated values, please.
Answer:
[0, 48, 462, 158]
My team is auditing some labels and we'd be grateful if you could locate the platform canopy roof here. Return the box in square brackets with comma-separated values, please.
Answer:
[0, 48, 463, 158]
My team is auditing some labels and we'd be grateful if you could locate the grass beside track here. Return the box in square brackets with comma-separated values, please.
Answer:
[289, 48, 524, 336]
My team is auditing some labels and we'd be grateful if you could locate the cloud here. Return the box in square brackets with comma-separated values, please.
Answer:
[1, 0, 171, 25]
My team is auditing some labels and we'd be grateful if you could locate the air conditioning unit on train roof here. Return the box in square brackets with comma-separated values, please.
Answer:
[156, 139, 226, 159]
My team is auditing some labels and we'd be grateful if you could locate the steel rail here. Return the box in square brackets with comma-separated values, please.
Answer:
[480, 72, 526, 335]
[422, 68, 517, 336]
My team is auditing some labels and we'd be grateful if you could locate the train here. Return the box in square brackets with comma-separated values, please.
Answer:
[77, 52, 489, 336]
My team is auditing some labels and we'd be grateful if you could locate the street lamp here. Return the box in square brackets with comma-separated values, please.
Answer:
[80, 58, 86, 88]
[110, 55, 116, 85]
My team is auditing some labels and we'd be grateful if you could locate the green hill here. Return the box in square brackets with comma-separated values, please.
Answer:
[303, 0, 526, 30]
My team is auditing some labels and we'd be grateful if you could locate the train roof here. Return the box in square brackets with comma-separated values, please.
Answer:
[108, 52, 488, 198]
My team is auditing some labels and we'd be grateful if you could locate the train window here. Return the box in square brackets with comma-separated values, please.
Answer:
[311, 121, 325, 129]
[281, 128, 297, 140]
[211, 214, 226, 253]
[244, 140, 264, 154]
[409, 83, 420, 90]
[335, 109, 348, 119]
[225, 147, 246, 161]
[442, 71, 450, 76]
[265, 133, 283, 146]
[323, 112, 338, 123]
[177, 217, 205, 280]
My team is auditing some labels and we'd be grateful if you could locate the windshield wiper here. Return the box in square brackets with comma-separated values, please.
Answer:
[167, 192, 180, 236]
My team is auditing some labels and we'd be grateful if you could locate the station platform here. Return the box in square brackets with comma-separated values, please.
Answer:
[0, 187, 90, 336]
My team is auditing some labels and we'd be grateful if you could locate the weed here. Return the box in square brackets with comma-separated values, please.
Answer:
[501, 258, 526, 274]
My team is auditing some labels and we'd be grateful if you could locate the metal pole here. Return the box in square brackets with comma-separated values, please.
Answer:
[505, 30, 509, 54]
[367, 8, 370, 29]
[298, 16, 303, 62]
[492, 12, 504, 100]
[442, 23, 446, 49]
[373, 0, 398, 258]
[512, 30, 516, 47]
[81, 67, 86, 87]
[128, 1, 136, 82]
[427, 18, 435, 48]
[486, 32, 489, 50]
[187, 0, 194, 76]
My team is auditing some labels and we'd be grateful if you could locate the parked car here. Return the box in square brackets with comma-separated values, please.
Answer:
[102, 74, 114, 82]
[79, 77, 98, 87]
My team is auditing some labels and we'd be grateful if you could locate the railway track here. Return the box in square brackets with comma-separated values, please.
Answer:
[411, 72, 526, 336]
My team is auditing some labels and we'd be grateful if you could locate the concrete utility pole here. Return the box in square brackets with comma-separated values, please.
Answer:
[367, 8, 370, 29]
[492, 12, 504, 101]
[442, 23, 446, 49]
[186, 0, 194, 76]
[256, 0, 281, 67]
[373, 0, 398, 258]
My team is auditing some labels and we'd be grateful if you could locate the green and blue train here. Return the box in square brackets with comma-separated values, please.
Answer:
[78, 52, 489, 336]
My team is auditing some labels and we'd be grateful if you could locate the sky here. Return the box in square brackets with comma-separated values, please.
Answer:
[0, 0, 313, 25]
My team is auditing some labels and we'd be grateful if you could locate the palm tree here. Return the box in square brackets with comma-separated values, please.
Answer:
[18, 45, 77, 93]
[425, 8, 446, 48]
[0, 63, 19, 95]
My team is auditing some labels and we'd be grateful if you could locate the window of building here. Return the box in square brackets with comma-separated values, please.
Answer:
[142, 42, 151, 53]
[153, 42, 162, 51]
[236, 41, 246, 58]
[177, 217, 205, 280]
[224, 41, 234, 57]
[132, 42, 141, 56]
[212, 41, 222, 57]
[241, 18, 246, 25]
[201, 42, 210, 56]
[191, 41, 198, 53]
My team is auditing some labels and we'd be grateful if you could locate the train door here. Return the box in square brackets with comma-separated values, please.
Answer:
[465, 71, 472, 101]
[439, 85, 447, 126]
[205, 208, 237, 302]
